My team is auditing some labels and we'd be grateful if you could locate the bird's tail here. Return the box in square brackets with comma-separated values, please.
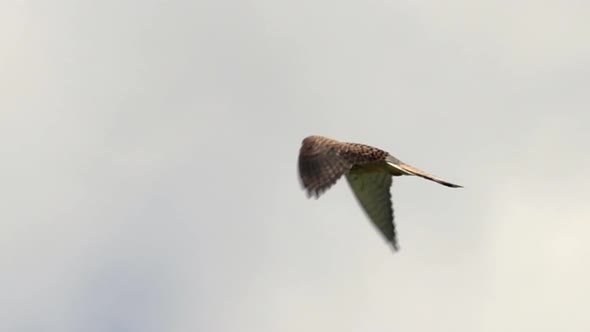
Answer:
[397, 162, 463, 188]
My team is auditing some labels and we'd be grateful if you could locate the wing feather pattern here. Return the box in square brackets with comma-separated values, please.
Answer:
[298, 137, 353, 197]
[345, 170, 398, 251]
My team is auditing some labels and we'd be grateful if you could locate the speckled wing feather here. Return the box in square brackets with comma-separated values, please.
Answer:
[298, 136, 354, 197]
[345, 170, 398, 250]
[298, 136, 392, 197]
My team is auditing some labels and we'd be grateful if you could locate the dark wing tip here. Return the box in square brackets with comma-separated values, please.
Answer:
[298, 136, 351, 197]
[390, 241, 400, 253]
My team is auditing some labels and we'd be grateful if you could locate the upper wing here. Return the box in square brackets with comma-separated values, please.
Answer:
[298, 137, 353, 197]
[345, 170, 398, 251]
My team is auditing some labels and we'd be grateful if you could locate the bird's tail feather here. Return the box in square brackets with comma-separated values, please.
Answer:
[398, 163, 463, 188]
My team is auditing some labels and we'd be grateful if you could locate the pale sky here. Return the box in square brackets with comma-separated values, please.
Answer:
[2, 1, 590, 331]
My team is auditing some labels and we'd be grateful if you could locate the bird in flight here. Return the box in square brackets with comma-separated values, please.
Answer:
[298, 135, 462, 251]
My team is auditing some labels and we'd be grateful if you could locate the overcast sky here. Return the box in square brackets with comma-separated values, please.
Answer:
[2, 1, 590, 331]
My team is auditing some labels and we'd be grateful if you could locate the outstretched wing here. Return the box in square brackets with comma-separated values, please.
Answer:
[298, 137, 353, 197]
[345, 170, 398, 251]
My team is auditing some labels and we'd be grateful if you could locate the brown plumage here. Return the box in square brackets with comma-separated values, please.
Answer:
[298, 135, 462, 251]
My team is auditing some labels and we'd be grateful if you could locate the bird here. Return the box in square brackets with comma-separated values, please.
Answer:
[298, 135, 462, 251]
